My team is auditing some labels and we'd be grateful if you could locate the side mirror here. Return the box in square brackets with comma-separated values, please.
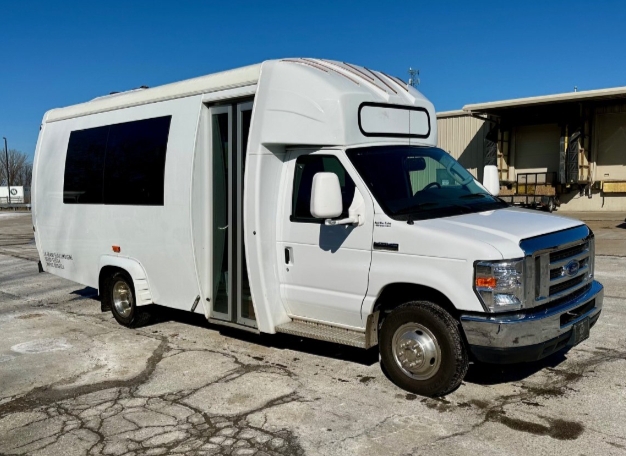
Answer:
[310, 172, 343, 219]
[482, 165, 500, 197]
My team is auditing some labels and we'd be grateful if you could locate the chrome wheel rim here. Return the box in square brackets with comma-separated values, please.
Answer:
[392, 323, 441, 380]
[112, 280, 133, 318]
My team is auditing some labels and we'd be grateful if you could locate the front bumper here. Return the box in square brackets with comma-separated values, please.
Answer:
[460, 280, 603, 363]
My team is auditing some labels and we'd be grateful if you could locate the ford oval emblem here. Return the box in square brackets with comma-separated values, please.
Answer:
[564, 260, 580, 277]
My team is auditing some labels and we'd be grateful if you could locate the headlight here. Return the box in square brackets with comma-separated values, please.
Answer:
[474, 259, 525, 312]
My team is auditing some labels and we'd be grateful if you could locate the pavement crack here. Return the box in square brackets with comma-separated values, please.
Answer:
[0, 337, 169, 416]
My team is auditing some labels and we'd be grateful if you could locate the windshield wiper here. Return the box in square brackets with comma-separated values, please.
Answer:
[394, 202, 439, 216]
[459, 193, 492, 199]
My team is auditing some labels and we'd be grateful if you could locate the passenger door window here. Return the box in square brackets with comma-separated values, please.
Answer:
[291, 155, 355, 222]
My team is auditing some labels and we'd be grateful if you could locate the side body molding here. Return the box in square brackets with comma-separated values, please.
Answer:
[98, 255, 153, 306]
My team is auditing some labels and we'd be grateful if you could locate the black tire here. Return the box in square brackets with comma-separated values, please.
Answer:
[379, 301, 468, 397]
[103, 270, 151, 328]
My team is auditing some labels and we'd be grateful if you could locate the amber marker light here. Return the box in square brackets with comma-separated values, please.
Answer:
[112, 245, 121, 253]
[476, 277, 497, 288]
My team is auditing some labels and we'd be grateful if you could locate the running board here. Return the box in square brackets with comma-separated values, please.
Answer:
[275, 319, 367, 348]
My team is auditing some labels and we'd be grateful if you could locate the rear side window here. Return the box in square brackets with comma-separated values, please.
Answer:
[63, 126, 108, 204]
[103, 116, 171, 205]
[63, 116, 171, 205]
[291, 155, 355, 222]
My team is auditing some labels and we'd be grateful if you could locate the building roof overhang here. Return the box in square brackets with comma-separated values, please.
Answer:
[462, 86, 626, 115]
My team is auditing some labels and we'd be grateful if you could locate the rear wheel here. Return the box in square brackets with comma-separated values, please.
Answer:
[379, 301, 468, 397]
[104, 271, 150, 328]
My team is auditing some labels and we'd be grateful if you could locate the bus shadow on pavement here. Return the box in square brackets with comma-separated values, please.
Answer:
[70, 291, 572, 379]
[464, 350, 571, 386]
[143, 304, 380, 367]
[71, 286, 99, 299]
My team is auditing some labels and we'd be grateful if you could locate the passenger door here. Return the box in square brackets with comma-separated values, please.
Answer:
[209, 101, 256, 328]
[278, 150, 374, 328]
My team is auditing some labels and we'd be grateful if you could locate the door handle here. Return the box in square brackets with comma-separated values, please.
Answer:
[284, 247, 292, 264]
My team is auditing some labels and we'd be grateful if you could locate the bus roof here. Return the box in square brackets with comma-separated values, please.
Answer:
[45, 63, 262, 123]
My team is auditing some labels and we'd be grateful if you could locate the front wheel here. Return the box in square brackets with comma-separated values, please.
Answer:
[379, 301, 468, 397]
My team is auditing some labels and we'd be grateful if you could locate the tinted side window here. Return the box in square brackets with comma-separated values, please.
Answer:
[103, 116, 171, 205]
[63, 126, 108, 204]
[63, 116, 172, 206]
[291, 155, 355, 222]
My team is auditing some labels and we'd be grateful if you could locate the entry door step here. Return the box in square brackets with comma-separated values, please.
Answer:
[275, 319, 366, 348]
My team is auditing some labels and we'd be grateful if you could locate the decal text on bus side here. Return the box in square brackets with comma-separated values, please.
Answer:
[44, 252, 73, 270]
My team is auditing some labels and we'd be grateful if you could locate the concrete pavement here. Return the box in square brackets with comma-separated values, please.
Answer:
[0, 212, 38, 261]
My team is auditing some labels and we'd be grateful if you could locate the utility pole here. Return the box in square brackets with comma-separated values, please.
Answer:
[3, 137, 10, 204]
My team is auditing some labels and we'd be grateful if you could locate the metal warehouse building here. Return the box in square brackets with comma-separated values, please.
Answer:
[437, 87, 626, 211]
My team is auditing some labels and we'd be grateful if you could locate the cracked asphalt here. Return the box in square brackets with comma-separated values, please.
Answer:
[1, 211, 626, 455]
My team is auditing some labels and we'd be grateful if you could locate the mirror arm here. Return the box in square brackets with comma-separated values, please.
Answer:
[325, 216, 359, 226]
[324, 188, 365, 226]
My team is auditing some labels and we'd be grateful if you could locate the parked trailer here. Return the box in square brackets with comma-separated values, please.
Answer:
[499, 172, 558, 212]
[33, 59, 603, 397]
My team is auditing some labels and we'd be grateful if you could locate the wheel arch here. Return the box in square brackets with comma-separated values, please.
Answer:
[373, 282, 459, 318]
[98, 255, 153, 306]
[365, 282, 460, 348]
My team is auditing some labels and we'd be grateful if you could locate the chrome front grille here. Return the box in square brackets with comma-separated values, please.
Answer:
[549, 274, 586, 296]
[549, 251, 589, 280]
[548, 283, 592, 309]
[548, 240, 590, 295]
[549, 242, 588, 263]
[520, 225, 595, 309]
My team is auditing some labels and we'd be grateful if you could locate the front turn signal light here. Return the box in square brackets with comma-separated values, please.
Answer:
[476, 277, 497, 288]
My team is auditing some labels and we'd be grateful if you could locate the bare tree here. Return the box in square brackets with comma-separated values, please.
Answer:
[0, 149, 32, 187]
[15, 162, 33, 187]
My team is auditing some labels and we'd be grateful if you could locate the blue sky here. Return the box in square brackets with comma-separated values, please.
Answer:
[2, 0, 625, 159]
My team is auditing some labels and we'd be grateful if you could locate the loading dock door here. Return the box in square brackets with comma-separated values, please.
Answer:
[515, 124, 561, 176]
[596, 112, 626, 181]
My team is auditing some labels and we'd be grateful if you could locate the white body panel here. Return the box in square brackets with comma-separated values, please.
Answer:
[32, 58, 585, 340]
[362, 208, 583, 316]
[34, 96, 204, 312]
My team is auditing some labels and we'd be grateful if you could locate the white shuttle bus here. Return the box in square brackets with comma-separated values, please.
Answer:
[33, 59, 603, 396]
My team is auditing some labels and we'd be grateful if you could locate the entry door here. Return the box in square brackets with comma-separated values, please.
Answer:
[210, 101, 255, 327]
[279, 150, 374, 329]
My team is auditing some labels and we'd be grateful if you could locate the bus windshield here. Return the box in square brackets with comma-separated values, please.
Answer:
[346, 145, 507, 221]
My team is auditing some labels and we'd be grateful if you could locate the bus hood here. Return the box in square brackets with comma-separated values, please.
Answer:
[425, 207, 584, 258]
